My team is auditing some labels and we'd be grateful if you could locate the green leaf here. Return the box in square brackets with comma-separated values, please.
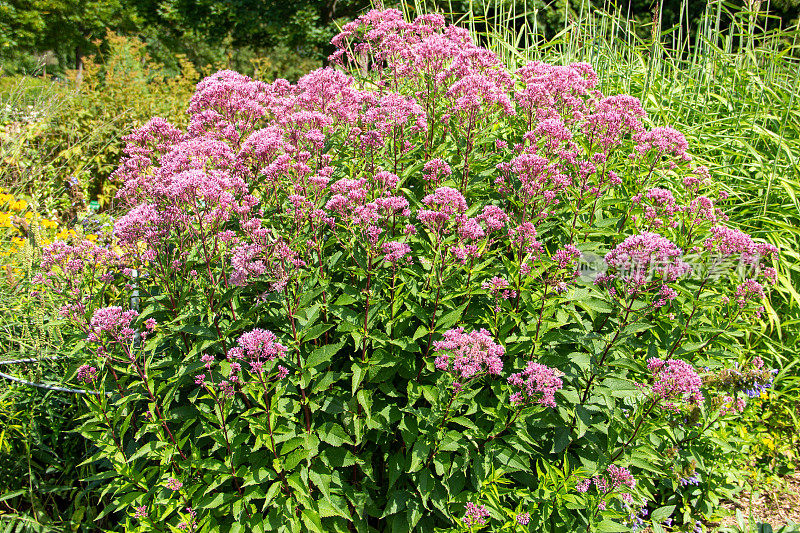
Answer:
[318, 422, 352, 447]
[596, 519, 630, 532]
[301, 509, 324, 532]
[435, 303, 467, 330]
[650, 505, 676, 523]
[333, 293, 357, 306]
[306, 341, 345, 369]
[301, 323, 334, 342]
[408, 440, 430, 473]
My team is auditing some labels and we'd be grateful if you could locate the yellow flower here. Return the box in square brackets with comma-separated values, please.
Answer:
[762, 436, 775, 451]
[9, 199, 26, 211]
[40, 219, 58, 229]
[87, 234, 98, 242]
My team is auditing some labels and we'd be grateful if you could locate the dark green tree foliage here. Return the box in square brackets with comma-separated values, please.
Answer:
[2, 0, 799, 76]
[0, 0, 141, 73]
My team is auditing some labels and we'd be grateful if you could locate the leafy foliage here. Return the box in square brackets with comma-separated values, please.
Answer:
[31, 9, 788, 532]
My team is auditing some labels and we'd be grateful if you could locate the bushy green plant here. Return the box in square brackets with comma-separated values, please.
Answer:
[0, 384, 108, 533]
[0, 33, 199, 218]
[38, 9, 784, 532]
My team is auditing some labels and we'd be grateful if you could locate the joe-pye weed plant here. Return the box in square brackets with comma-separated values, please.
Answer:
[39, 9, 779, 532]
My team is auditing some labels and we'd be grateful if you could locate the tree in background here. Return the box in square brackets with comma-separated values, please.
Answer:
[0, 0, 141, 75]
[2, 0, 798, 77]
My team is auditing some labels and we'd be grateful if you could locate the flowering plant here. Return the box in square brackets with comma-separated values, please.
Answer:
[41, 9, 779, 532]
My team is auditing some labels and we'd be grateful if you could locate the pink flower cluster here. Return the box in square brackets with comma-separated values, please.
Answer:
[734, 279, 765, 308]
[422, 159, 451, 184]
[576, 465, 636, 496]
[554, 244, 582, 269]
[418, 187, 467, 231]
[77, 364, 99, 384]
[40, 240, 120, 276]
[382, 241, 412, 264]
[603, 232, 691, 291]
[507, 361, 564, 408]
[88, 307, 139, 345]
[704, 226, 778, 266]
[647, 358, 703, 405]
[463, 502, 490, 526]
[433, 327, 504, 384]
[229, 329, 288, 364]
[482, 276, 516, 300]
[166, 478, 183, 491]
[633, 127, 691, 163]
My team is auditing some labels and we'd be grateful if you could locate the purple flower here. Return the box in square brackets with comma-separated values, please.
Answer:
[76, 365, 98, 384]
[382, 241, 412, 264]
[463, 502, 490, 526]
[604, 232, 690, 290]
[166, 478, 183, 491]
[507, 362, 563, 408]
[647, 358, 703, 404]
[433, 327, 504, 383]
[236, 329, 288, 361]
[606, 464, 636, 489]
[422, 159, 451, 184]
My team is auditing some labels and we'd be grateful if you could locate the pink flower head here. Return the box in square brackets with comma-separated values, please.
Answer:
[463, 502, 490, 527]
[554, 245, 582, 269]
[77, 364, 99, 384]
[433, 327, 504, 382]
[374, 170, 399, 190]
[734, 279, 764, 308]
[418, 187, 468, 233]
[422, 158, 452, 184]
[704, 226, 776, 267]
[604, 232, 690, 290]
[634, 127, 690, 162]
[89, 307, 139, 344]
[166, 478, 183, 491]
[647, 358, 703, 403]
[236, 329, 288, 361]
[482, 276, 516, 300]
[507, 361, 563, 408]
[421, 186, 467, 216]
[382, 241, 412, 264]
[478, 205, 508, 231]
[457, 217, 485, 240]
[508, 222, 543, 256]
[606, 464, 636, 490]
